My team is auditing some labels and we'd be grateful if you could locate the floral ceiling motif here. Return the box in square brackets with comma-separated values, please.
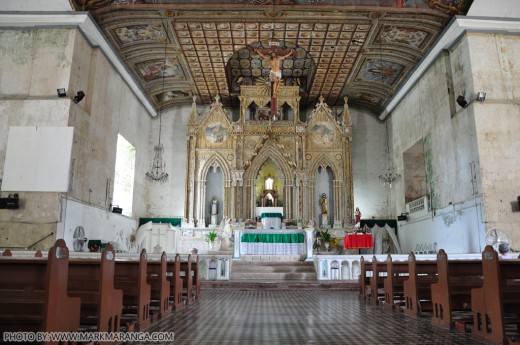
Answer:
[73, 0, 472, 117]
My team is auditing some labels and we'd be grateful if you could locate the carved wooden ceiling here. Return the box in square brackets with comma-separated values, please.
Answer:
[73, 0, 472, 117]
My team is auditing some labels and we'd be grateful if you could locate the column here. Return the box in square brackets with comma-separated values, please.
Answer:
[233, 229, 241, 259]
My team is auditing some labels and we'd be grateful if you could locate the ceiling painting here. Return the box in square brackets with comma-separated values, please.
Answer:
[72, 0, 473, 117]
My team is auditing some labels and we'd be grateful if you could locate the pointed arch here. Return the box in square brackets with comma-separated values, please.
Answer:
[199, 153, 231, 183]
[308, 153, 339, 181]
[244, 141, 292, 182]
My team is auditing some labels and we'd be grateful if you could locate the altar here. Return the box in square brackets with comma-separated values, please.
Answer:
[233, 229, 313, 260]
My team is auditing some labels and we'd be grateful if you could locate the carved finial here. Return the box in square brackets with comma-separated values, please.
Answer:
[215, 94, 221, 104]
[192, 95, 197, 104]
[319, 95, 325, 104]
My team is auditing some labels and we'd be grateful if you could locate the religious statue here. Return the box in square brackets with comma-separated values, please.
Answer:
[218, 217, 232, 251]
[210, 198, 218, 227]
[254, 48, 295, 98]
[320, 193, 328, 215]
[354, 207, 362, 227]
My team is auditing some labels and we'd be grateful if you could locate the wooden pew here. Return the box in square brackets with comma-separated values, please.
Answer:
[192, 255, 201, 301]
[0, 239, 81, 342]
[430, 249, 483, 330]
[471, 245, 520, 345]
[358, 256, 372, 301]
[369, 255, 387, 305]
[403, 252, 437, 318]
[166, 253, 184, 311]
[68, 244, 124, 333]
[146, 252, 172, 320]
[383, 254, 409, 311]
[180, 254, 195, 304]
[114, 249, 152, 331]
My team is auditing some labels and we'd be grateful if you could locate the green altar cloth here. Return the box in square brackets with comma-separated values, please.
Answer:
[139, 217, 182, 227]
[241, 233, 304, 243]
[260, 213, 283, 219]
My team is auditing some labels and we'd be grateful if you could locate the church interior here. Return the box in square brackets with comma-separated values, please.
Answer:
[1, 0, 520, 343]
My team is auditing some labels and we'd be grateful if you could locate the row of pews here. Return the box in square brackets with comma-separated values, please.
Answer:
[359, 245, 520, 345]
[0, 239, 200, 343]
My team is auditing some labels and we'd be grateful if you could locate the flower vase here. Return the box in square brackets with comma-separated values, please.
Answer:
[325, 242, 330, 251]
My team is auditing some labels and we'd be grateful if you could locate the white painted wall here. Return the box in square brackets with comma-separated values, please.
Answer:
[398, 197, 486, 254]
[467, 0, 520, 18]
[61, 198, 138, 252]
[350, 108, 389, 219]
[147, 105, 192, 218]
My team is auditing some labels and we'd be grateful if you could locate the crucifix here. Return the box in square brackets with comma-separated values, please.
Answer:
[253, 47, 295, 119]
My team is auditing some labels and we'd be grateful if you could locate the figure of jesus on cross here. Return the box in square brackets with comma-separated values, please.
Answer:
[254, 48, 295, 99]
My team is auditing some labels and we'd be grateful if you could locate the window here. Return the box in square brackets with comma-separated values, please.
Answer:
[113, 134, 136, 217]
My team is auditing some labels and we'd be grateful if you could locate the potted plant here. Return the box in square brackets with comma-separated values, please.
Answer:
[320, 229, 332, 251]
[205, 230, 219, 251]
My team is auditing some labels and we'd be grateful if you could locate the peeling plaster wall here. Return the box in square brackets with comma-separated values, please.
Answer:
[0, 29, 75, 250]
[469, 33, 520, 249]
[0, 28, 152, 251]
[350, 108, 388, 219]
[389, 34, 485, 253]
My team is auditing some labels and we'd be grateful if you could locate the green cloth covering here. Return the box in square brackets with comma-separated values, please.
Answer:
[260, 213, 283, 219]
[139, 217, 182, 227]
[241, 233, 304, 243]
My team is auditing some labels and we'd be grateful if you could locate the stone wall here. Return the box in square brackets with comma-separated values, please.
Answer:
[0, 28, 152, 251]
[388, 31, 520, 253]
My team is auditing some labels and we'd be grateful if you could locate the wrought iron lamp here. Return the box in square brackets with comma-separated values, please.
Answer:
[378, 125, 401, 188]
[146, 22, 169, 183]
[378, 160, 401, 188]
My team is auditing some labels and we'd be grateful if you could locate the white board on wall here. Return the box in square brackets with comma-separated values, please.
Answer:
[2, 126, 74, 192]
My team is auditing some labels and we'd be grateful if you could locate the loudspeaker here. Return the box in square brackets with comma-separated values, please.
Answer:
[112, 206, 122, 214]
[397, 215, 407, 221]
[456, 95, 468, 108]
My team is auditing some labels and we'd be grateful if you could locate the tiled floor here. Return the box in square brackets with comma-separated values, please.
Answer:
[134, 290, 487, 345]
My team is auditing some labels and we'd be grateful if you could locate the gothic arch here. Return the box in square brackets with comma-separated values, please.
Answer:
[308, 154, 339, 182]
[199, 153, 232, 184]
[244, 141, 292, 182]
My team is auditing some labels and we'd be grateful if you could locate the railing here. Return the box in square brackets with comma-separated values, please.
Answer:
[406, 195, 430, 217]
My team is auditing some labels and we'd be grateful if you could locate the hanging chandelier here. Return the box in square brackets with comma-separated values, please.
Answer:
[146, 21, 169, 183]
[379, 124, 400, 188]
[378, 161, 401, 188]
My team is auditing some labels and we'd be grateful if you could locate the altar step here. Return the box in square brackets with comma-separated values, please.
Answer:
[230, 260, 317, 281]
[201, 280, 357, 291]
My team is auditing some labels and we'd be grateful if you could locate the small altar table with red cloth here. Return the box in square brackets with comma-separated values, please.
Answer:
[344, 233, 374, 249]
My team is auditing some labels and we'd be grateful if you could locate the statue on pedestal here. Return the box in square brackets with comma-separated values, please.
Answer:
[210, 198, 218, 227]
[320, 193, 328, 226]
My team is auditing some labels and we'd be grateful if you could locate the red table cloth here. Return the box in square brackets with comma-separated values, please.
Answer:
[344, 234, 373, 249]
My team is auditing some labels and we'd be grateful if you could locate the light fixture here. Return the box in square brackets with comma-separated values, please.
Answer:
[57, 88, 66, 97]
[73, 91, 85, 104]
[146, 21, 169, 183]
[477, 91, 486, 102]
[456, 93, 468, 108]
[378, 125, 401, 188]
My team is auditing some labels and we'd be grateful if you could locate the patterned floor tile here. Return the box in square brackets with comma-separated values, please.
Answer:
[126, 290, 487, 345]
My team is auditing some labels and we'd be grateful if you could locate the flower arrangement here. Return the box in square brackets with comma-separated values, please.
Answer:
[205, 230, 219, 244]
[329, 237, 340, 248]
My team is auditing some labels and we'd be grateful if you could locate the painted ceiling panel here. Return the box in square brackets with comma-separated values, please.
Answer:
[73, 0, 473, 117]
